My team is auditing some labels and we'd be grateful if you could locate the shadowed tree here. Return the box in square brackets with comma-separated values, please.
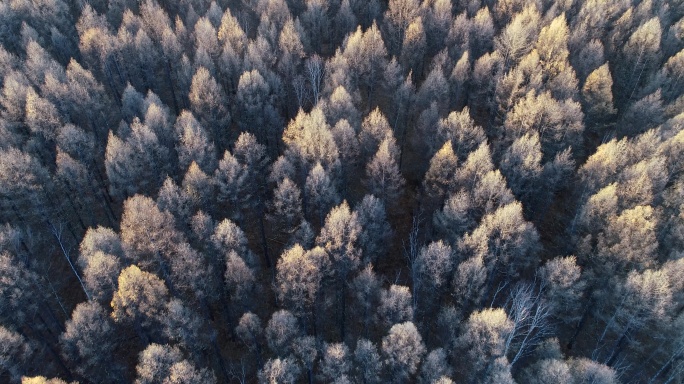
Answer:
[60, 302, 120, 382]
[188, 67, 230, 148]
[354, 195, 392, 265]
[382, 321, 426, 383]
[316, 201, 361, 339]
[364, 135, 405, 204]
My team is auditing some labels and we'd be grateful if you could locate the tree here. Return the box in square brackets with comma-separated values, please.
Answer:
[161, 298, 208, 355]
[499, 132, 543, 212]
[354, 195, 392, 265]
[616, 17, 662, 106]
[111, 265, 169, 340]
[224, 250, 256, 304]
[539, 256, 586, 325]
[617, 90, 665, 137]
[60, 302, 119, 382]
[595, 268, 673, 365]
[236, 311, 263, 361]
[494, 5, 541, 68]
[235, 69, 280, 147]
[383, 0, 420, 55]
[20, 377, 72, 384]
[419, 348, 452, 384]
[382, 321, 426, 383]
[342, 22, 388, 103]
[521, 358, 573, 384]
[214, 150, 247, 221]
[320, 342, 351, 382]
[105, 119, 170, 200]
[188, 67, 230, 147]
[434, 191, 475, 244]
[0, 326, 32, 382]
[568, 358, 618, 384]
[275, 244, 327, 321]
[358, 108, 392, 160]
[258, 357, 301, 384]
[301, 0, 328, 51]
[282, 107, 341, 180]
[596, 205, 659, 274]
[182, 161, 214, 213]
[324, 87, 360, 130]
[454, 308, 513, 383]
[304, 163, 339, 227]
[416, 241, 453, 294]
[535, 15, 571, 81]
[265, 310, 300, 356]
[502, 282, 552, 367]
[120, 195, 181, 275]
[292, 336, 317, 384]
[423, 141, 458, 208]
[135, 343, 215, 384]
[503, 90, 584, 159]
[582, 64, 617, 134]
[175, 110, 216, 174]
[316, 201, 361, 338]
[400, 17, 426, 76]
[345, 339, 379, 384]
[377, 285, 414, 328]
[364, 135, 405, 203]
[78, 227, 125, 302]
[351, 265, 381, 337]
[0, 251, 41, 327]
[460, 202, 540, 293]
[268, 178, 305, 246]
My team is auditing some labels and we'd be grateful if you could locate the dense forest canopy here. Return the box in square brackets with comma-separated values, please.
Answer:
[1, 0, 684, 382]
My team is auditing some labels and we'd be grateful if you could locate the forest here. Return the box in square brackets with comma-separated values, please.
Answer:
[0, 0, 683, 382]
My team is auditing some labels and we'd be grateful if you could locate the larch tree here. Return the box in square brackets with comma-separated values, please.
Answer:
[0, 326, 32, 382]
[419, 348, 453, 384]
[377, 285, 414, 328]
[188, 67, 230, 148]
[258, 357, 301, 384]
[383, 0, 420, 55]
[538, 256, 586, 326]
[105, 119, 170, 200]
[582, 63, 617, 134]
[304, 162, 340, 227]
[354, 338, 382, 384]
[120, 194, 182, 276]
[320, 342, 351, 382]
[460, 201, 540, 301]
[174, 110, 217, 174]
[423, 141, 459, 210]
[350, 265, 381, 337]
[316, 200, 362, 339]
[59, 301, 120, 382]
[416, 240, 453, 299]
[436, 107, 487, 162]
[275, 244, 327, 324]
[110, 265, 169, 342]
[364, 135, 405, 204]
[235, 69, 280, 147]
[354, 195, 392, 265]
[268, 177, 305, 247]
[265, 309, 301, 356]
[381, 321, 426, 383]
[400, 17, 426, 77]
[454, 308, 513, 383]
